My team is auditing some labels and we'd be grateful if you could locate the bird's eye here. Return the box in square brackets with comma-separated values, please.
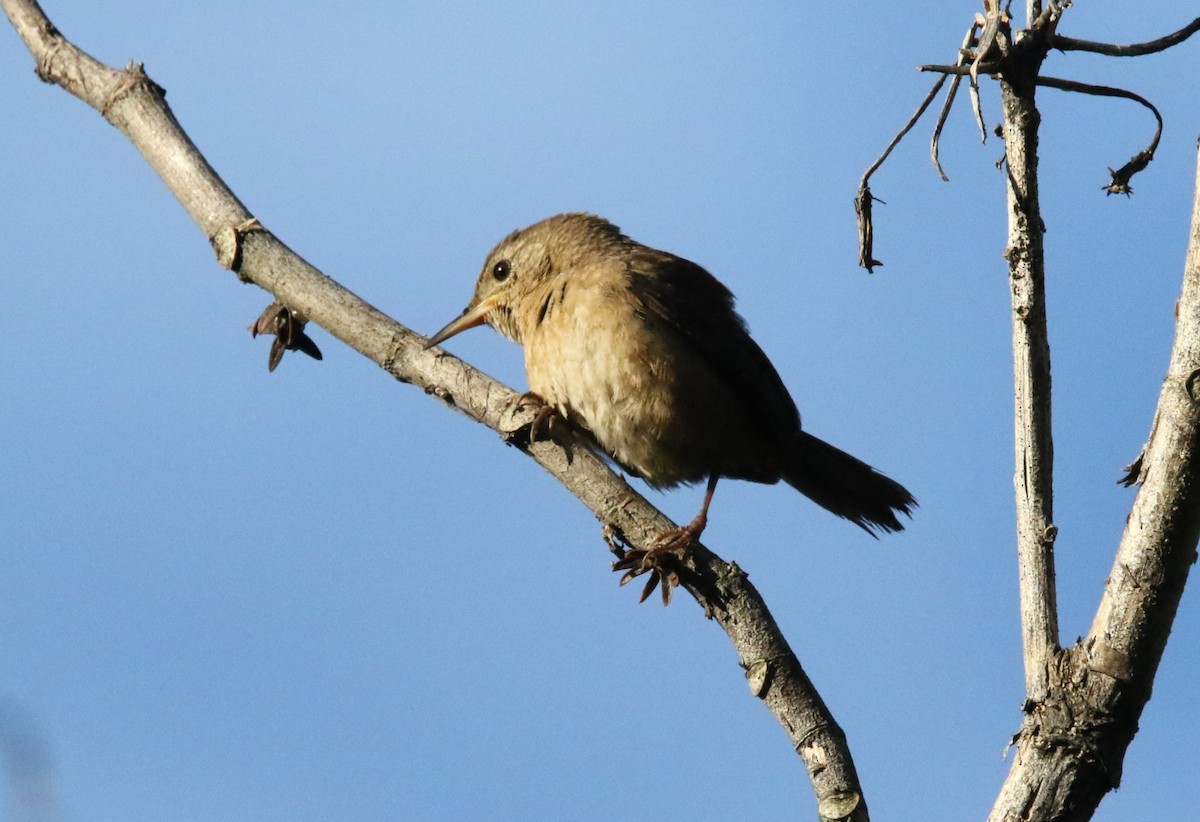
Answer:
[492, 260, 512, 282]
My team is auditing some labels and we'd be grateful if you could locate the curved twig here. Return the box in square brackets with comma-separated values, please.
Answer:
[930, 76, 964, 182]
[1, 1, 871, 819]
[931, 20, 984, 181]
[1052, 15, 1200, 57]
[968, 2, 1008, 143]
[1036, 75, 1163, 194]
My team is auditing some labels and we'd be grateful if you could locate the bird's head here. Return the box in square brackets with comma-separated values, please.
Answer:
[425, 213, 623, 348]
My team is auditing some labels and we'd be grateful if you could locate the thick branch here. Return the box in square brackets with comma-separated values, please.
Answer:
[999, 41, 1060, 704]
[989, 129, 1200, 822]
[2, 1, 869, 819]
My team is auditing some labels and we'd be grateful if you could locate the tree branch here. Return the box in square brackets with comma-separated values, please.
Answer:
[919, 68, 1165, 195]
[857, 3, 1199, 817]
[989, 128, 1200, 822]
[995, 17, 1064, 709]
[931, 20, 984, 181]
[1, 1, 870, 819]
[1052, 15, 1200, 57]
[996, 29, 1062, 708]
[918, 62, 1000, 77]
[856, 76, 946, 271]
[1035, 75, 1163, 195]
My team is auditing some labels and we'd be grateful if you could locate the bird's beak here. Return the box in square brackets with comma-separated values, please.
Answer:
[424, 295, 499, 349]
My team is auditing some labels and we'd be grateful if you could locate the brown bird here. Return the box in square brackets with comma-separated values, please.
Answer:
[427, 213, 914, 598]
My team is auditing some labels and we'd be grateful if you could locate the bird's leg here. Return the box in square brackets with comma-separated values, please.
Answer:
[612, 473, 719, 605]
[656, 472, 718, 551]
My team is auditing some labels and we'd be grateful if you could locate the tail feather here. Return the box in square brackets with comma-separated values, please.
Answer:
[784, 431, 916, 537]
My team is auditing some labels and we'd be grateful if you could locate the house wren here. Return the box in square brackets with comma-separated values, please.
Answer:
[427, 213, 915, 596]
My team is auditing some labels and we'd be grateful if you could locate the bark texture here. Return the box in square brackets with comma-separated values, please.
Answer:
[1001, 26, 1061, 708]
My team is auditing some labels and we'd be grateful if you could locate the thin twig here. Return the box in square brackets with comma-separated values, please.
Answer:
[861, 76, 949, 184]
[919, 62, 1001, 76]
[1036, 75, 1163, 194]
[930, 76, 963, 181]
[968, 68, 987, 144]
[857, 75, 947, 271]
[1053, 15, 1200, 57]
[969, 4, 1006, 144]
[931, 21, 982, 181]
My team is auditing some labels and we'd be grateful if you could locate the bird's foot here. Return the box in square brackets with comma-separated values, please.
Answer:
[610, 520, 703, 606]
[612, 546, 682, 606]
[523, 395, 559, 445]
[505, 392, 571, 452]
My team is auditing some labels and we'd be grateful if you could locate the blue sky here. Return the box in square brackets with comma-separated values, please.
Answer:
[2, 3, 1197, 820]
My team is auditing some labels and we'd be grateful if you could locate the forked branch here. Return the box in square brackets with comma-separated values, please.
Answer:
[861, 6, 1200, 818]
[868, 2, 1189, 268]
[989, 132, 1200, 822]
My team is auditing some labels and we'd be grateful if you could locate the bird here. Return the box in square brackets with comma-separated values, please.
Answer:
[426, 213, 915, 601]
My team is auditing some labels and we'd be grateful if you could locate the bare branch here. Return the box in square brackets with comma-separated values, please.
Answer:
[999, 65, 1061, 704]
[856, 76, 947, 271]
[931, 20, 984, 180]
[968, 74, 988, 143]
[921, 66, 1165, 196]
[1036, 75, 1163, 194]
[860, 77, 948, 188]
[1, 1, 871, 819]
[857, 1, 1200, 817]
[1053, 15, 1200, 57]
[919, 62, 1000, 76]
[930, 76, 964, 181]
[990, 129, 1200, 822]
[968, 2, 1008, 143]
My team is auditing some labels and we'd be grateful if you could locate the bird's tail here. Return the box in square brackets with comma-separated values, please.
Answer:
[784, 431, 916, 536]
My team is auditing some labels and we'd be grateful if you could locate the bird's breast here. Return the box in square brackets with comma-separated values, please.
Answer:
[521, 280, 762, 488]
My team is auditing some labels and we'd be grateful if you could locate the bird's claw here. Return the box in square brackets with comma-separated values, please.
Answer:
[505, 392, 572, 453]
[528, 406, 558, 444]
[612, 544, 684, 606]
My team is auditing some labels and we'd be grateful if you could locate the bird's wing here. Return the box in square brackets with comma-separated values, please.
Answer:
[625, 247, 802, 441]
